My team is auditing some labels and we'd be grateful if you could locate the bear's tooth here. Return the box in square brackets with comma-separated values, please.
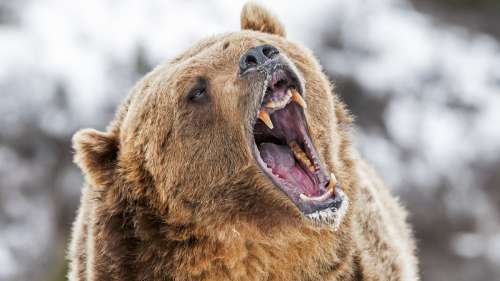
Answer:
[266, 91, 292, 109]
[299, 193, 310, 201]
[328, 173, 337, 191]
[258, 110, 273, 129]
[291, 89, 307, 109]
[284, 90, 293, 105]
[289, 141, 315, 172]
[265, 100, 277, 108]
[299, 187, 334, 202]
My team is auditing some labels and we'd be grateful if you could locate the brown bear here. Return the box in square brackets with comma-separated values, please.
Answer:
[68, 3, 418, 281]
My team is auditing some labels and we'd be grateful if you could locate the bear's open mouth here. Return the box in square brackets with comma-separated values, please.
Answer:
[251, 68, 345, 219]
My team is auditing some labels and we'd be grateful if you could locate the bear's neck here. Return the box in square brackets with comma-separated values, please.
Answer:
[92, 214, 357, 280]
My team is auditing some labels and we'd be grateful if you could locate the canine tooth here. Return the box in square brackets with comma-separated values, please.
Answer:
[258, 110, 273, 129]
[328, 173, 338, 191]
[291, 89, 307, 109]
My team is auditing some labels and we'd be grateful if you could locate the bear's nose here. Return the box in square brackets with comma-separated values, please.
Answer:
[239, 44, 280, 74]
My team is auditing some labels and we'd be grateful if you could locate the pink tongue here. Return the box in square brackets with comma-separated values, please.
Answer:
[259, 142, 317, 196]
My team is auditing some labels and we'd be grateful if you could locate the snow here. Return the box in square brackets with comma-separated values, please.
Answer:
[321, 0, 500, 188]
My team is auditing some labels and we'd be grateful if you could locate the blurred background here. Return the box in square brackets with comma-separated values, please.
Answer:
[0, 0, 499, 280]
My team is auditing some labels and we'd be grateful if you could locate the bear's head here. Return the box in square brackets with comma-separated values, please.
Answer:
[73, 3, 357, 279]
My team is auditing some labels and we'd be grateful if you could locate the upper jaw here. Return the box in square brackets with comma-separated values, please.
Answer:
[248, 60, 347, 224]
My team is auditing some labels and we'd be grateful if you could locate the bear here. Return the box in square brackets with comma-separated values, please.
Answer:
[67, 3, 419, 281]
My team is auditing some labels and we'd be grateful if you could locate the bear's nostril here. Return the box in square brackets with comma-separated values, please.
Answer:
[262, 45, 279, 59]
[245, 55, 258, 67]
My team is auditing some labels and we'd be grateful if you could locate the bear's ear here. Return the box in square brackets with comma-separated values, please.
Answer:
[72, 129, 118, 188]
[241, 2, 286, 37]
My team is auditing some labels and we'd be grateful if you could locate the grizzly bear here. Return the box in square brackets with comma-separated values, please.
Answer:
[68, 3, 418, 281]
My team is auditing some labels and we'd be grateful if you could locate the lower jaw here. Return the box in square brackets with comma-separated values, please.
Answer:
[305, 188, 349, 230]
[251, 142, 344, 217]
[297, 185, 343, 214]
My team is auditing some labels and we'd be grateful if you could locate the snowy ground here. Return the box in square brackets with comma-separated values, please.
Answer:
[0, 0, 499, 280]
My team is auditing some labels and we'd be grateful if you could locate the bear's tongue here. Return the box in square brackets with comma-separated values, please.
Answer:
[259, 142, 317, 196]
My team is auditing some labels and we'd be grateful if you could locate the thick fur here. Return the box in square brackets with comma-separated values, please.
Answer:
[68, 3, 418, 280]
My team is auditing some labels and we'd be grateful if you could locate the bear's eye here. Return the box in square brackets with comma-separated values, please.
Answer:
[187, 78, 209, 104]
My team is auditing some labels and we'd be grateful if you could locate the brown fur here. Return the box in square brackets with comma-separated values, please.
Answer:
[68, 3, 418, 280]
